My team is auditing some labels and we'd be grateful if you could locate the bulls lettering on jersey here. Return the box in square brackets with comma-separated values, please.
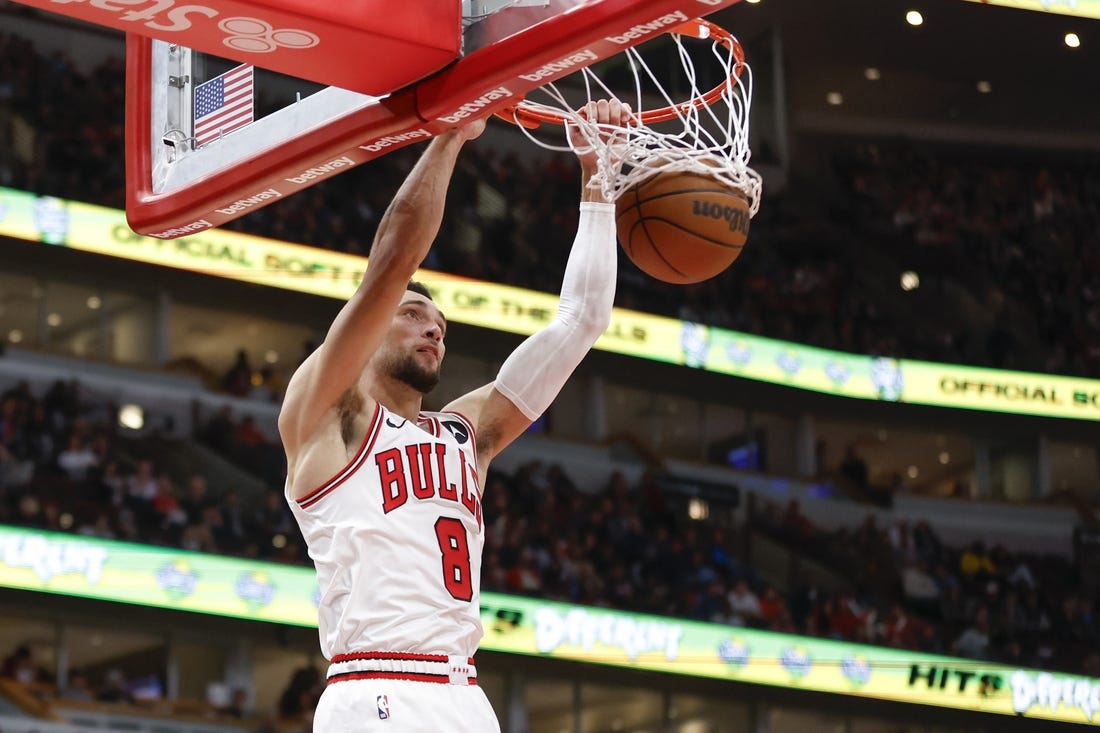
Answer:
[375, 437, 483, 529]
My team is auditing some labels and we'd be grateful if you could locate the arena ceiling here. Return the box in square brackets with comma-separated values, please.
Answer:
[718, 0, 1100, 143]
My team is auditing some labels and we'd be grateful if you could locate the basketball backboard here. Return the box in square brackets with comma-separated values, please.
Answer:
[11, 0, 744, 237]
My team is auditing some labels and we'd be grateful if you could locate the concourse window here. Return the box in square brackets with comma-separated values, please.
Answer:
[579, 682, 663, 732]
[669, 692, 750, 733]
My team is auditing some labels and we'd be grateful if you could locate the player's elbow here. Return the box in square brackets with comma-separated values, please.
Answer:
[575, 306, 612, 344]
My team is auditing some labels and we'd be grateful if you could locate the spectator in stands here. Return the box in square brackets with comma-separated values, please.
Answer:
[180, 474, 214, 526]
[880, 604, 923, 650]
[180, 513, 218, 554]
[219, 489, 249, 552]
[202, 406, 237, 455]
[221, 686, 250, 718]
[0, 395, 35, 488]
[56, 433, 98, 481]
[959, 542, 997, 582]
[901, 560, 941, 619]
[277, 665, 321, 721]
[97, 668, 135, 704]
[0, 644, 40, 684]
[250, 367, 283, 403]
[236, 415, 267, 449]
[952, 607, 993, 659]
[780, 499, 815, 541]
[126, 459, 158, 502]
[0, 441, 34, 490]
[151, 475, 187, 537]
[757, 586, 788, 627]
[727, 579, 764, 627]
[60, 668, 94, 701]
[222, 350, 254, 397]
[75, 510, 116, 540]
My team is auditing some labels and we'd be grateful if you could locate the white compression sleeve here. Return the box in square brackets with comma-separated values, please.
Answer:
[494, 201, 617, 420]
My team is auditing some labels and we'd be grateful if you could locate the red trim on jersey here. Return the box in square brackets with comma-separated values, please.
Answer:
[331, 651, 475, 665]
[441, 410, 479, 470]
[327, 671, 478, 686]
[416, 413, 439, 437]
[296, 402, 383, 509]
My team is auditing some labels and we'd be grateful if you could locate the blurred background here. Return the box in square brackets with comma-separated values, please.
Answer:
[0, 0, 1098, 731]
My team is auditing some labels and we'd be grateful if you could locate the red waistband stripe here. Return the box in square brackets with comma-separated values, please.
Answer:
[327, 671, 479, 686]
[331, 652, 475, 665]
[327, 652, 478, 687]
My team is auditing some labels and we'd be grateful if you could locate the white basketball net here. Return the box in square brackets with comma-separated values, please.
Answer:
[501, 21, 761, 217]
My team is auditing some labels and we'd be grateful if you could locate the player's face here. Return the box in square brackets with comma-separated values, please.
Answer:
[381, 292, 447, 394]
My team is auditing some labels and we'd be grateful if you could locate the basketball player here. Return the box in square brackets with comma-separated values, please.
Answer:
[280, 100, 628, 731]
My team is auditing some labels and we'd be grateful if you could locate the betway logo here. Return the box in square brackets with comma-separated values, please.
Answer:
[534, 607, 684, 661]
[216, 188, 282, 215]
[606, 11, 688, 44]
[438, 87, 512, 124]
[1, 532, 109, 585]
[359, 129, 431, 153]
[150, 219, 212, 239]
[519, 50, 598, 82]
[285, 156, 356, 184]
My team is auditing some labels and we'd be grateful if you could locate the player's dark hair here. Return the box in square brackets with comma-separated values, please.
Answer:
[407, 280, 433, 301]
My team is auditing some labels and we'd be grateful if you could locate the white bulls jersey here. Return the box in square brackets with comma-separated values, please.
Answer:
[288, 403, 484, 660]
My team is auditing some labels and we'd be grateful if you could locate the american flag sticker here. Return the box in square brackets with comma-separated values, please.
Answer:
[193, 64, 254, 148]
[376, 694, 390, 720]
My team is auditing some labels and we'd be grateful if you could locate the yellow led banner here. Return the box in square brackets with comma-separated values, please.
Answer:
[1, 525, 1098, 725]
[4, 187, 1100, 421]
[901, 360, 1100, 421]
[963, 0, 1100, 20]
[0, 188, 689, 365]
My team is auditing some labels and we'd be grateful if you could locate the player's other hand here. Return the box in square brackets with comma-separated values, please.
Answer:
[568, 98, 632, 173]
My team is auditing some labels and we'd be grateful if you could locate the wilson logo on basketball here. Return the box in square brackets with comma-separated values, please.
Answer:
[692, 200, 750, 234]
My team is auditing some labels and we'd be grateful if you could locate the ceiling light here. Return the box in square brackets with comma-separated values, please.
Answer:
[907, 465, 919, 479]
[906, 10, 924, 26]
[8, 329, 23, 344]
[976, 80, 992, 94]
[938, 451, 950, 465]
[47, 313, 61, 327]
[900, 271, 920, 291]
[118, 404, 145, 430]
[264, 349, 279, 364]
[864, 67, 881, 81]
[826, 92, 844, 106]
[1065, 32, 1081, 48]
[86, 295, 102, 310]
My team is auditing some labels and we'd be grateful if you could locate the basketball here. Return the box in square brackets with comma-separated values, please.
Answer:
[615, 171, 751, 284]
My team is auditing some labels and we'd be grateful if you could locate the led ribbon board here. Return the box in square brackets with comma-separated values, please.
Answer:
[0, 525, 1096, 725]
[3, 186, 1100, 421]
[964, 0, 1100, 20]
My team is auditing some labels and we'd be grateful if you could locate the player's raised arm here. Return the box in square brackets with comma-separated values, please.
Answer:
[445, 100, 626, 471]
[279, 120, 485, 457]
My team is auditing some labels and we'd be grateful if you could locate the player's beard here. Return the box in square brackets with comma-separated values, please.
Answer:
[389, 352, 440, 394]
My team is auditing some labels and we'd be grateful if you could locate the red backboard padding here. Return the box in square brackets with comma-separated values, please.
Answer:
[115, 0, 743, 237]
[12, 0, 460, 95]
